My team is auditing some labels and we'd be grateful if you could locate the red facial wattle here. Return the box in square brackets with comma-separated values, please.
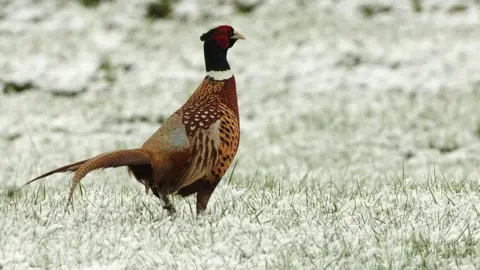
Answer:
[212, 25, 233, 49]
[215, 36, 230, 49]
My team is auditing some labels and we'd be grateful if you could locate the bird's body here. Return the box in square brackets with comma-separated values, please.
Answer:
[130, 75, 240, 213]
[23, 25, 245, 215]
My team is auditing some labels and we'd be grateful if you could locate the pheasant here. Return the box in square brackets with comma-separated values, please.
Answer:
[22, 25, 245, 215]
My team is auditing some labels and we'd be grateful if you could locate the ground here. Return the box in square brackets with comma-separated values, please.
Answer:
[1, 0, 480, 269]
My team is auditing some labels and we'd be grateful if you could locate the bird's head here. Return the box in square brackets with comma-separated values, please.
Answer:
[200, 25, 246, 50]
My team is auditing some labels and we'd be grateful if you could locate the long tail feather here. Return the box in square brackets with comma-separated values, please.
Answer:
[21, 158, 91, 188]
[66, 149, 151, 205]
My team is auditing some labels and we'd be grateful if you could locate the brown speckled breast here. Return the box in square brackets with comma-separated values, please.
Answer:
[175, 76, 240, 183]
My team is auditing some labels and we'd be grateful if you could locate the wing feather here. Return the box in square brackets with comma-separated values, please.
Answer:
[172, 120, 221, 191]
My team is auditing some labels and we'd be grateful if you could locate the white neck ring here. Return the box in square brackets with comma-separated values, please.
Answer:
[206, 70, 233, 80]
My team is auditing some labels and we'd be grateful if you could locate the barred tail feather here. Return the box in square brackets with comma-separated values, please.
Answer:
[66, 149, 151, 204]
[21, 158, 91, 188]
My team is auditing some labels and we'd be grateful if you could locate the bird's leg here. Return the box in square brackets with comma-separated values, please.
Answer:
[152, 188, 176, 215]
[177, 181, 202, 197]
[196, 184, 216, 215]
[160, 193, 176, 215]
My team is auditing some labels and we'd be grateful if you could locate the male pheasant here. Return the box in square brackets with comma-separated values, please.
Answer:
[23, 25, 245, 215]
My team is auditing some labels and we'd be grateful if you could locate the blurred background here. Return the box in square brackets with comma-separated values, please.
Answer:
[1, 0, 480, 188]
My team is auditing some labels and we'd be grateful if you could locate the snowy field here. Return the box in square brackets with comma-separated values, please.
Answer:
[1, 0, 480, 269]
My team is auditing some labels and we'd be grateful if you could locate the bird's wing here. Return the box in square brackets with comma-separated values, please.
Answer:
[171, 119, 222, 191]
[167, 99, 225, 191]
[140, 114, 192, 193]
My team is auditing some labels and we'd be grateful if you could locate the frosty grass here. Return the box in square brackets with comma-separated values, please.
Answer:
[1, 0, 480, 269]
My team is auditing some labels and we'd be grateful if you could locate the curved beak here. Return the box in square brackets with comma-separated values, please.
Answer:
[232, 31, 246, 40]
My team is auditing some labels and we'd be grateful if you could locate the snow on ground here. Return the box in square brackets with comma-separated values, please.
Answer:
[1, 0, 480, 269]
